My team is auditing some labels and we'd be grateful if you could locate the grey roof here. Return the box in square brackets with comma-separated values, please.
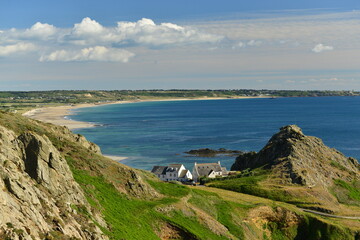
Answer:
[165, 167, 178, 172]
[179, 169, 189, 178]
[195, 163, 222, 177]
[151, 166, 167, 175]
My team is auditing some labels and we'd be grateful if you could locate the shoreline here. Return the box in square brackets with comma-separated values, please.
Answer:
[24, 97, 267, 163]
[22, 96, 268, 130]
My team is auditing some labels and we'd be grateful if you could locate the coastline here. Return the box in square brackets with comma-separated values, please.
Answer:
[22, 101, 131, 130]
[23, 97, 266, 163]
[22, 96, 268, 130]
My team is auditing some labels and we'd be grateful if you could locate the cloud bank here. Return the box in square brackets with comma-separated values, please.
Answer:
[0, 42, 36, 56]
[0, 17, 223, 62]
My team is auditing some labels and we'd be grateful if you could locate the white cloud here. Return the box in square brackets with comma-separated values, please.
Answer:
[32, 17, 223, 47]
[40, 46, 135, 62]
[312, 43, 334, 53]
[115, 18, 223, 47]
[72, 17, 104, 36]
[24, 22, 57, 39]
[0, 42, 36, 56]
[63, 17, 223, 47]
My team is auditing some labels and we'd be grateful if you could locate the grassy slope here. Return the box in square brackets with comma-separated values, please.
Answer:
[1, 111, 359, 239]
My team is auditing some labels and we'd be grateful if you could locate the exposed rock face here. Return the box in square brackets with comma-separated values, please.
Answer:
[0, 125, 107, 239]
[72, 133, 102, 154]
[232, 125, 360, 187]
[50, 125, 102, 154]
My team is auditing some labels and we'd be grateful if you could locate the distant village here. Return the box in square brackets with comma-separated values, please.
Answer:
[151, 161, 231, 184]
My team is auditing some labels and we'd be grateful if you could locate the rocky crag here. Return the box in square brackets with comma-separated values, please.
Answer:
[229, 125, 360, 214]
[232, 125, 360, 187]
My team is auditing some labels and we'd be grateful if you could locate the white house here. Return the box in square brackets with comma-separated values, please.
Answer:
[192, 161, 227, 182]
[151, 164, 193, 182]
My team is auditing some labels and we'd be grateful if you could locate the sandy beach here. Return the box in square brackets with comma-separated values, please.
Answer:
[22, 101, 131, 130]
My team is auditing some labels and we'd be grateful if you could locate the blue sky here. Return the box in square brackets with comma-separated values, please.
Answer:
[2, 0, 360, 28]
[1, 1, 360, 90]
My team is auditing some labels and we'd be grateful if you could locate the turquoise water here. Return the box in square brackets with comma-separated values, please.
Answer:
[71, 97, 360, 170]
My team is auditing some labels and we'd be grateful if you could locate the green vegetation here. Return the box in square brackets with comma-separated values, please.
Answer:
[189, 189, 252, 238]
[70, 166, 238, 239]
[296, 215, 354, 240]
[147, 179, 190, 198]
[332, 179, 360, 206]
[335, 179, 360, 201]
[205, 169, 294, 203]
[1, 89, 359, 112]
[207, 178, 291, 202]
[72, 168, 165, 239]
[330, 161, 347, 171]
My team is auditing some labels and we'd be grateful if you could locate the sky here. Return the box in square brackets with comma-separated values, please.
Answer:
[1, 0, 360, 91]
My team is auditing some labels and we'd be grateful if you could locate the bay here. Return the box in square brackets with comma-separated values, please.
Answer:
[71, 97, 360, 171]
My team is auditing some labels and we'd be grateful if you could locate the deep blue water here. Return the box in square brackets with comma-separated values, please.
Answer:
[71, 97, 360, 171]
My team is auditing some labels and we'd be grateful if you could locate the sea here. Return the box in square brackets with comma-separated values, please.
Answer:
[70, 97, 360, 171]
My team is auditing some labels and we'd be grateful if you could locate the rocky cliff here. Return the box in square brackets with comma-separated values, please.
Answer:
[232, 125, 360, 187]
[0, 112, 157, 239]
[0, 125, 107, 239]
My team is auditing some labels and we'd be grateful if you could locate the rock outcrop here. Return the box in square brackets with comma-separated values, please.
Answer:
[50, 124, 102, 154]
[0, 125, 107, 239]
[185, 148, 242, 157]
[232, 125, 360, 187]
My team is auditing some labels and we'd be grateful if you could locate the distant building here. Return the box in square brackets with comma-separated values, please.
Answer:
[151, 164, 193, 182]
[192, 161, 227, 182]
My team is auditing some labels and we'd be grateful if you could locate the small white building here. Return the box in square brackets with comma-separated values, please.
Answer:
[151, 164, 193, 182]
[192, 161, 227, 182]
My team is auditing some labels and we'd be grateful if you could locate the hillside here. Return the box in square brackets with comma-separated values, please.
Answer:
[0, 112, 359, 239]
[207, 125, 360, 217]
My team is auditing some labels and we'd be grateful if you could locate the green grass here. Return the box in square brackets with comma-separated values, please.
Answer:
[71, 168, 242, 240]
[147, 180, 190, 198]
[72, 169, 165, 239]
[189, 189, 251, 239]
[333, 179, 360, 203]
[206, 173, 293, 203]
